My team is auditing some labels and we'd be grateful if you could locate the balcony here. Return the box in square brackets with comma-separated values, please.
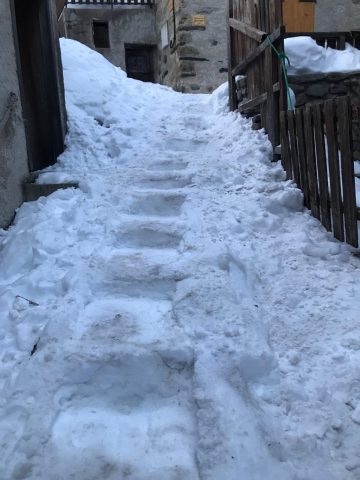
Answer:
[65, 0, 154, 6]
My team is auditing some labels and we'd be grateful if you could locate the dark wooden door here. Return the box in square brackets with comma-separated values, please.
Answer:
[12, 0, 64, 171]
[125, 46, 154, 83]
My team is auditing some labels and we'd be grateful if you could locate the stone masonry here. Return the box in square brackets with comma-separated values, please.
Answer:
[289, 71, 360, 155]
[156, 0, 228, 93]
[315, 0, 360, 32]
[0, 0, 30, 227]
[62, 6, 157, 72]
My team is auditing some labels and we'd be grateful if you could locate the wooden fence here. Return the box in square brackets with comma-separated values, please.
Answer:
[227, 0, 286, 149]
[280, 96, 359, 247]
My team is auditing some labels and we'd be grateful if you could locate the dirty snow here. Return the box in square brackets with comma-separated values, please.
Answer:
[1, 39, 360, 479]
[285, 36, 360, 75]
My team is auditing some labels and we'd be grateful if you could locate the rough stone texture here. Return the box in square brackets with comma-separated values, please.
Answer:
[289, 71, 360, 107]
[62, 6, 157, 72]
[156, 0, 228, 93]
[0, 0, 29, 228]
[315, 0, 360, 32]
[289, 71, 360, 153]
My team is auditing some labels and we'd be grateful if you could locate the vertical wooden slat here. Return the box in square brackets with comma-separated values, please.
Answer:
[313, 103, 332, 231]
[287, 111, 300, 186]
[227, 0, 237, 111]
[324, 99, 345, 242]
[280, 111, 292, 179]
[295, 108, 310, 207]
[337, 97, 358, 247]
[265, 46, 275, 147]
[304, 106, 320, 220]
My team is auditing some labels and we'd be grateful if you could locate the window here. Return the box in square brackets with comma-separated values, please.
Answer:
[93, 21, 110, 49]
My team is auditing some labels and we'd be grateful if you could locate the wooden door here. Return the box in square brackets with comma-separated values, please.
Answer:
[283, 0, 316, 32]
[12, 0, 65, 171]
[125, 46, 155, 83]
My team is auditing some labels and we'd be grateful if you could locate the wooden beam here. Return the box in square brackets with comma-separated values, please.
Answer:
[238, 92, 268, 112]
[229, 18, 266, 43]
[232, 26, 285, 76]
[273, 82, 280, 92]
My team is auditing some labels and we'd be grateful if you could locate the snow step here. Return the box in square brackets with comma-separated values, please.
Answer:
[23, 180, 79, 202]
[147, 160, 189, 171]
[12, 351, 199, 479]
[116, 226, 183, 249]
[129, 193, 186, 217]
[137, 174, 192, 190]
[94, 278, 178, 301]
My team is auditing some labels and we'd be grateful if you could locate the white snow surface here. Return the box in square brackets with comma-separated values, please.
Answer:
[285, 36, 360, 75]
[1, 39, 360, 479]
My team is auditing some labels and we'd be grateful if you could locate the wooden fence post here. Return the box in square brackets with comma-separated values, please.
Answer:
[337, 97, 358, 247]
[324, 99, 345, 242]
[227, 0, 237, 111]
[303, 106, 321, 220]
[313, 103, 332, 232]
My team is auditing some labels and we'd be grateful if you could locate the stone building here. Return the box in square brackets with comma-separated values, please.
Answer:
[156, 0, 228, 93]
[61, 2, 158, 81]
[0, 0, 67, 228]
[315, 0, 360, 32]
[60, 0, 228, 93]
[283, 0, 360, 33]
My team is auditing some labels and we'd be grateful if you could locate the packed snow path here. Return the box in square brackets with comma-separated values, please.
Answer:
[1, 40, 360, 479]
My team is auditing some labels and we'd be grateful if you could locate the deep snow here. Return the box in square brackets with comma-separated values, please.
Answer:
[1, 39, 360, 479]
[285, 36, 360, 75]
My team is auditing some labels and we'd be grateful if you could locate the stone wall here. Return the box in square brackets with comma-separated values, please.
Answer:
[315, 0, 360, 32]
[62, 6, 157, 72]
[0, 0, 29, 228]
[156, 0, 228, 93]
[289, 71, 360, 154]
[289, 71, 360, 107]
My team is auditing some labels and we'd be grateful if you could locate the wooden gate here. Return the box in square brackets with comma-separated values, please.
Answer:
[280, 97, 359, 248]
[227, 0, 286, 149]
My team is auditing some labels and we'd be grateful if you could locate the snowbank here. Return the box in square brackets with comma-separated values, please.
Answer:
[0, 38, 360, 480]
[285, 36, 360, 75]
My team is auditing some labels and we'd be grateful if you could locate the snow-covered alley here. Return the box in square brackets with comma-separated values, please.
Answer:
[1, 39, 360, 480]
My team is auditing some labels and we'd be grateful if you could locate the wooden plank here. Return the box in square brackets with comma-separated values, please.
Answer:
[232, 26, 285, 76]
[227, 0, 237, 111]
[229, 18, 266, 42]
[303, 107, 320, 219]
[280, 111, 292, 179]
[324, 99, 345, 242]
[313, 103, 332, 231]
[238, 92, 268, 112]
[265, 46, 275, 146]
[337, 97, 359, 247]
[295, 108, 310, 207]
[287, 110, 300, 186]
[283, 0, 315, 33]
[272, 36, 283, 147]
